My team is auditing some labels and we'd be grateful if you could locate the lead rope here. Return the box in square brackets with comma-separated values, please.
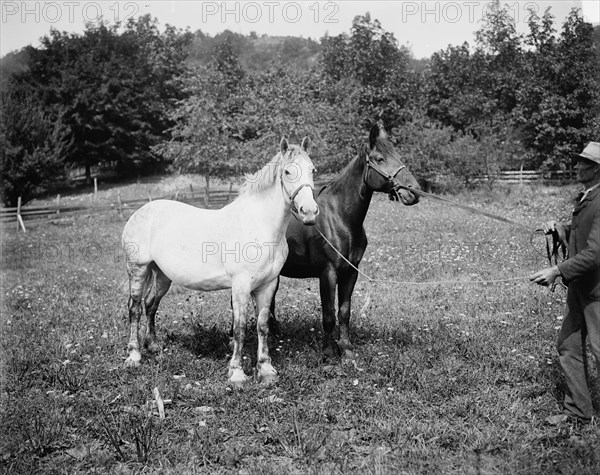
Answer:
[314, 224, 530, 287]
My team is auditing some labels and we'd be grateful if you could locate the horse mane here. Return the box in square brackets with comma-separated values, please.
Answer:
[326, 156, 358, 194]
[238, 145, 307, 197]
[371, 136, 399, 156]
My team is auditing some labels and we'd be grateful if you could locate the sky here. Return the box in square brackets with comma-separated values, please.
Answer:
[1, 1, 599, 59]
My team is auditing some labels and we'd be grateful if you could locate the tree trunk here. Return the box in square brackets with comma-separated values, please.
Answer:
[204, 175, 210, 208]
[85, 163, 92, 185]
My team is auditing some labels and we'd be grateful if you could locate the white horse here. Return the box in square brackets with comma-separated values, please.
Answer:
[122, 137, 319, 386]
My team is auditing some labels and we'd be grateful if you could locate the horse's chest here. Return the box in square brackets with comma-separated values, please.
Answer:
[236, 240, 289, 286]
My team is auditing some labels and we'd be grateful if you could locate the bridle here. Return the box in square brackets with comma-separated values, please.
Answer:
[284, 182, 314, 214]
[364, 152, 408, 194]
[280, 159, 315, 217]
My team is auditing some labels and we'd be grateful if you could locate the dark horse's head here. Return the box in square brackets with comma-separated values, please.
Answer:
[364, 124, 420, 205]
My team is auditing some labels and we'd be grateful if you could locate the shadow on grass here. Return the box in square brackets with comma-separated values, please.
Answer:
[268, 311, 415, 361]
[169, 322, 231, 360]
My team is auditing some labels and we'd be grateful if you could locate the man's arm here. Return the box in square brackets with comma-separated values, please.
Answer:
[557, 208, 600, 281]
[529, 221, 571, 287]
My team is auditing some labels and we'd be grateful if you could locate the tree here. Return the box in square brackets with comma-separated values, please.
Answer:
[213, 36, 245, 89]
[155, 66, 242, 188]
[0, 84, 69, 205]
[514, 8, 600, 168]
[16, 16, 191, 183]
[425, 43, 496, 133]
[320, 13, 413, 130]
[426, 0, 524, 135]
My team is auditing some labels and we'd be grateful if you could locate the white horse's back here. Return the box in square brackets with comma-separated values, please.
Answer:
[123, 199, 245, 291]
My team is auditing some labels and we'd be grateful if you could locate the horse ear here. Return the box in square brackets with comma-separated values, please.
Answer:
[301, 136, 311, 154]
[280, 136, 289, 155]
[369, 124, 380, 149]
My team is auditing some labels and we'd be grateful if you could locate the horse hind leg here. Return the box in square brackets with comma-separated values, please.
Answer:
[143, 265, 172, 355]
[337, 270, 359, 360]
[125, 263, 152, 367]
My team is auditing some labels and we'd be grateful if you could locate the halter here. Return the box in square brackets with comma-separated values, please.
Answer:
[364, 154, 407, 190]
[280, 167, 314, 217]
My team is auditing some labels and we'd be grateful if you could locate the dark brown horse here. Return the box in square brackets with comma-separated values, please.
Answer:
[270, 124, 421, 361]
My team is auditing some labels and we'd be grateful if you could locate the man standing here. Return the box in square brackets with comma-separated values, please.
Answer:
[530, 142, 600, 423]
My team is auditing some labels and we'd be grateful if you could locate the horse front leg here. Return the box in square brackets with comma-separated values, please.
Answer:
[254, 279, 279, 385]
[320, 268, 339, 362]
[229, 279, 251, 387]
[337, 270, 358, 360]
[267, 276, 282, 336]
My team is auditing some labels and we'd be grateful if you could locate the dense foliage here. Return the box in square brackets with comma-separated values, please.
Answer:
[1, 2, 599, 205]
[1, 16, 192, 205]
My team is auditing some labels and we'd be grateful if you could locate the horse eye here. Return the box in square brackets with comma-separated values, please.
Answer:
[284, 169, 291, 176]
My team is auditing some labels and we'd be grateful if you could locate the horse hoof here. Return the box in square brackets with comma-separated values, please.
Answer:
[258, 365, 279, 385]
[146, 341, 162, 355]
[229, 368, 248, 388]
[259, 373, 279, 386]
[124, 357, 141, 368]
[323, 345, 341, 363]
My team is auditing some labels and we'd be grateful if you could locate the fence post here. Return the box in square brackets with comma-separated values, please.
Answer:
[56, 194, 61, 214]
[94, 178, 98, 201]
[117, 191, 123, 217]
[204, 185, 209, 208]
[16, 196, 26, 233]
[189, 184, 194, 200]
[227, 182, 234, 202]
[519, 164, 523, 184]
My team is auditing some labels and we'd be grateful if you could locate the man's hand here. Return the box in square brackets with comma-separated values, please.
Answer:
[529, 266, 561, 286]
[541, 220, 559, 235]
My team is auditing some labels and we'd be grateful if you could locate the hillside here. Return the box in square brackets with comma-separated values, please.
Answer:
[185, 30, 322, 70]
[0, 49, 30, 82]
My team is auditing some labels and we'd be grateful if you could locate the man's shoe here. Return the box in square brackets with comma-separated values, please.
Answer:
[545, 413, 593, 426]
[545, 414, 569, 425]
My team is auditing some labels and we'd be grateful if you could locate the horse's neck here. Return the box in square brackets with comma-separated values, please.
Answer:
[331, 153, 373, 227]
[249, 185, 291, 240]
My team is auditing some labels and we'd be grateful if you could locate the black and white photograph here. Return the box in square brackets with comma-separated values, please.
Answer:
[1, 1, 599, 473]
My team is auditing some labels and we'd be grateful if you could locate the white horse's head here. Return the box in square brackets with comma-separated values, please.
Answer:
[279, 136, 319, 225]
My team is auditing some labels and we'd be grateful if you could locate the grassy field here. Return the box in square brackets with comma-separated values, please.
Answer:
[1, 182, 599, 474]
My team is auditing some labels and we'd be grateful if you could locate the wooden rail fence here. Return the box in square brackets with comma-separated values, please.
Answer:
[1, 184, 239, 233]
[1, 170, 576, 233]
[484, 169, 576, 184]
